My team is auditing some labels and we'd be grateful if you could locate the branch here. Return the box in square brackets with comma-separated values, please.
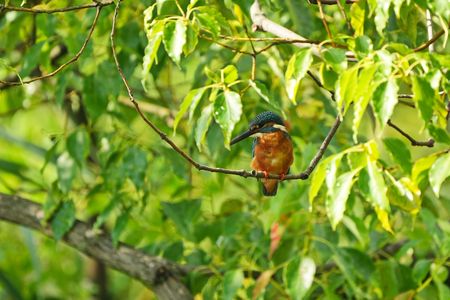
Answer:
[0, 5, 102, 89]
[0, 0, 114, 13]
[387, 120, 435, 147]
[414, 27, 449, 52]
[110, 1, 341, 181]
[0, 193, 193, 300]
[250, 0, 356, 60]
[307, 0, 358, 4]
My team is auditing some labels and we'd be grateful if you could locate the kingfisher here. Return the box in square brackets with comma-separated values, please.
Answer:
[231, 111, 294, 196]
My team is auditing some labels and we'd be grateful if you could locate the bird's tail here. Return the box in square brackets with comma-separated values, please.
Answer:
[261, 179, 278, 196]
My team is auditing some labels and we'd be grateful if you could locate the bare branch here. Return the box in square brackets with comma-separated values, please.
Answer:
[387, 120, 435, 147]
[0, 193, 193, 300]
[0, 5, 103, 89]
[414, 26, 449, 52]
[316, 0, 335, 45]
[0, 0, 114, 13]
[308, 0, 358, 4]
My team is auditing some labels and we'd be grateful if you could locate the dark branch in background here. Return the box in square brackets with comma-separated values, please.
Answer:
[110, 0, 341, 181]
[387, 120, 435, 147]
[0, 0, 114, 13]
[0, 4, 104, 89]
[0, 194, 193, 300]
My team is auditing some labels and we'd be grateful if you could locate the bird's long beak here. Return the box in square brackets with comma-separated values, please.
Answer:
[230, 128, 257, 145]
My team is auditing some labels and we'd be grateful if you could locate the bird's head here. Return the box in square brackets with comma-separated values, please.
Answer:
[230, 111, 288, 145]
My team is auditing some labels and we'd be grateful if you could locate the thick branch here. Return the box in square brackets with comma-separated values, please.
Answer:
[0, 0, 114, 13]
[0, 5, 102, 89]
[0, 193, 192, 300]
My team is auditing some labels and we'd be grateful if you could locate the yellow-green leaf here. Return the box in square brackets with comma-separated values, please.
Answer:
[163, 19, 187, 65]
[285, 48, 313, 103]
[429, 152, 450, 197]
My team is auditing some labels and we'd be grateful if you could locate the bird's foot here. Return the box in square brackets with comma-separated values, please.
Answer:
[263, 171, 269, 179]
[279, 173, 286, 181]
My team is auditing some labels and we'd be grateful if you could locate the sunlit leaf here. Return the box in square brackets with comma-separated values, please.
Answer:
[326, 169, 360, 230]
[183, 23, 199, 56]
[57, 152, 76, 194]
[213, 91, 242, 149]
[195, 104, 214, 150]
[285, 48, 313, 103]
[143, 21, 164, 74]
[163, 19, 187, 65]
[372, 78, 398, 128]
[412, 76, 435, 124]
[335, 66, 358, 115]
[429, 152, 450, 197]
[284, 257, 316, 300]
[350, 1, 365, 36]
[223, 269, 244, 300]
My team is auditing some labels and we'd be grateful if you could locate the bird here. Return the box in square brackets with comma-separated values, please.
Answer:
[230, 111, 294, 196]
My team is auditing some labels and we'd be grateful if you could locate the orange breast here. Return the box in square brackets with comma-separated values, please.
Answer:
[251, 131, 294, 175]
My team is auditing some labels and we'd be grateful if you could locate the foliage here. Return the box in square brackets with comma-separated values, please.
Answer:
[0, 0, 449, 299]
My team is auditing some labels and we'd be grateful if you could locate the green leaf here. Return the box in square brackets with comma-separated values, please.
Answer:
[121, 147, 148, 191]
[20, 41, 45, 77]
[249, 80, 270, 103]
[195, 104, 214, 150]
[67, 128, 90, 167]
[372, 78, 398, 128]
[163, 19, 187, 65]
[284, 257, 316, 300]
[352, 64, 379, 142]
[412, 76, 435, 124]
[173, 87, 206, 133]
[429, 152, 450, 197]
[285, 48, 313, 103]
[51, 200, 76, 241]
[326, 169, 360, 230]
[195, 13, 220, 37]
[143, 21, 164, 74]
[323, 48, 347, 73]
[161, 199, 201, 240]
[335, 66, 359, 115]
[213, 91, 242, 149]
[354, 36, 373, 59]
[223, 269, 244, 300]
[309, 155, 340, 206]
[183, 23, 199, 56]
[373, 1, 391, 34]
[57, 152, 76, 194]
[366, 159, 389, 211]
[412, 154, 437, 187]
[383, 138, 412, 174]
[221, 65, 238, 83]
[350, 1, 365, 36]
[112, 211, 129, 248]
[413, 259, 432, 284]
[386, 174, 421, 214]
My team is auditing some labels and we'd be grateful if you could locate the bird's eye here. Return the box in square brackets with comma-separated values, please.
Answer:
[250, 125, 259, 131]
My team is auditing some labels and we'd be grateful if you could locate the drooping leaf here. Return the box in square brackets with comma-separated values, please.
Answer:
[412, 154, 437, 187]
[309, 155, 341, 206]
[51, 200, 76, 241]
[143, 21, 164, 74]
[183, 23, 199, 56]
[112, 210, 129, 248]
[412, 76, 435, 124]
[429, 152, 450, 197]
[163, 19, 187, 65]
[350, 1, 365, 36]
[221, 65, 238, 83]
[213, 91, 242, 148]
[383, 138, 412, 174]
[195, 12, 220, 37]
[173, 87, 206, 133]
[195, 104, 214, 150]
[372, 78, 398, 128]
[366, 159, 390, 211]
[223, 269, 244, 300]
[284, 257, 316, 300]
[67, 128, 90, 167]
[373, 0, 391, 34]
[326, 169, 360, 230]
[335, 66, 359, 115]
[285, 48, 313, 103]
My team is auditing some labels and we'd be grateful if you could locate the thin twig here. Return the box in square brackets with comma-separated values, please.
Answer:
[0, 6, 103, 88]
[414, 27, 449, 52]
[0, 0, 114, 13]
[387, 120, 435, 147]
[316, 0, 335, 46]
[199, 34, 253, 55]
[110, 1, 341, 181]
